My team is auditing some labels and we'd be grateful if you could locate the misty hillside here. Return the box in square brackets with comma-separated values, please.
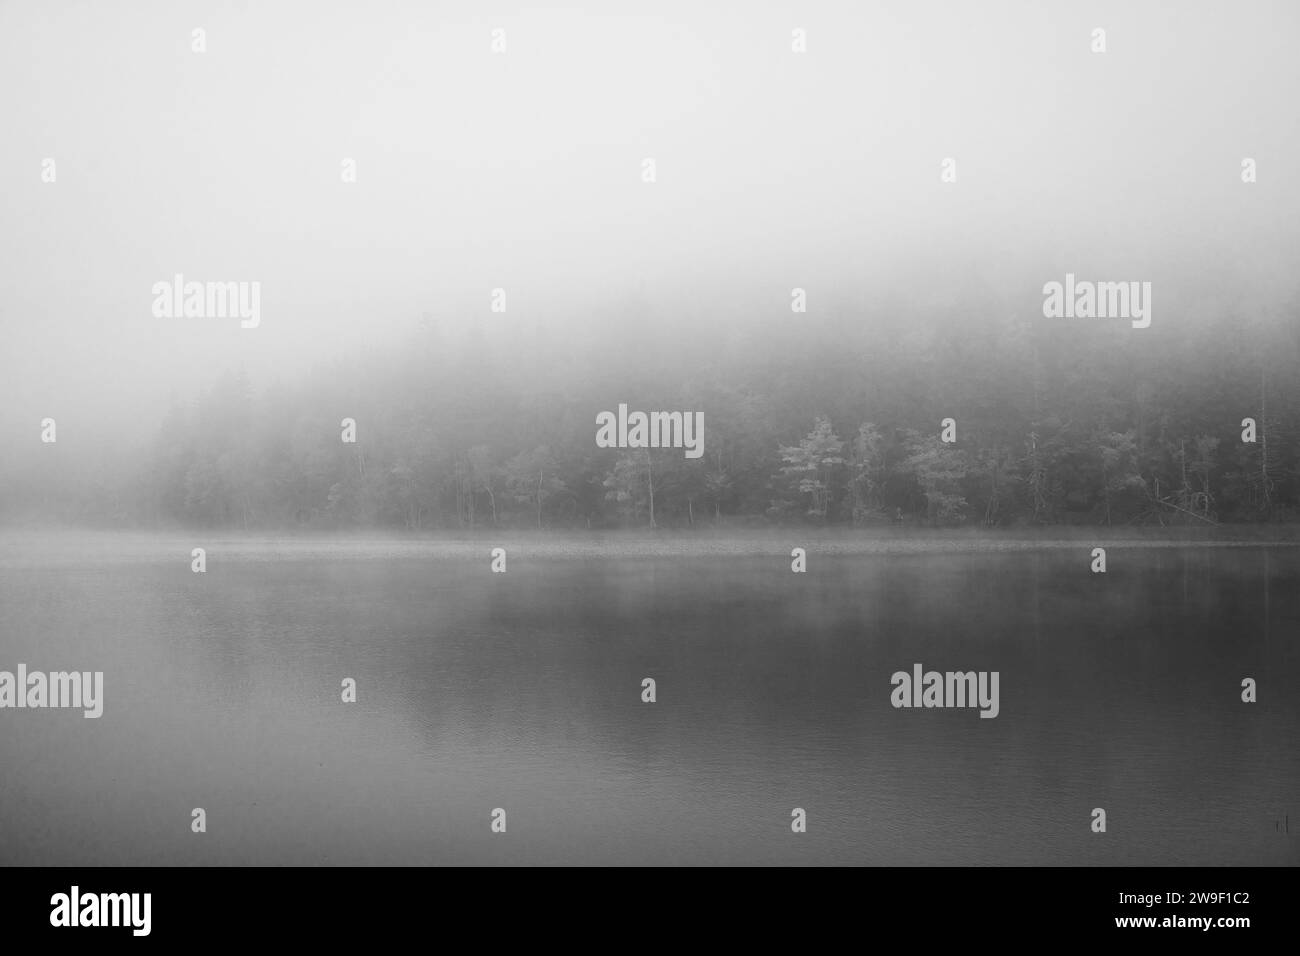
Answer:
[6, 300, 1297, 530]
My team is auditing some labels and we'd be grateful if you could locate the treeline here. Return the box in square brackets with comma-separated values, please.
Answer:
[7, 301, 1300, 529]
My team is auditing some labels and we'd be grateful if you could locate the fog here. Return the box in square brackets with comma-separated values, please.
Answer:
[3, 3, 1300, 878]
[1, 0, 1297, 486]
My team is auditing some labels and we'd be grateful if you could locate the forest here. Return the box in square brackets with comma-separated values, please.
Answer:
[6, 296, 1299, 531]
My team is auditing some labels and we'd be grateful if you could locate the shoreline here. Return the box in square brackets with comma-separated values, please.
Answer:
[2, 526, 1299, 567]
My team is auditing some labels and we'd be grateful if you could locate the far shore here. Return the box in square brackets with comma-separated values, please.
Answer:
[1, 524, 1299, 567]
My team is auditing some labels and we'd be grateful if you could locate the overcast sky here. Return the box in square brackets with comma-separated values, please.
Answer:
[2, 0, 1297, 458]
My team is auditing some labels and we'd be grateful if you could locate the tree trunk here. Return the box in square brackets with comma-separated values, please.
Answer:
[646, 450, 656, 528]
[1260, 365, 1273, 514]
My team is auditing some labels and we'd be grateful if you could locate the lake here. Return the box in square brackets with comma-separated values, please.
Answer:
[1, 532, 1297, 865]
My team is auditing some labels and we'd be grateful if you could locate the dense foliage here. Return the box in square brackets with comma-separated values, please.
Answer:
[8, 302, 1300, 529]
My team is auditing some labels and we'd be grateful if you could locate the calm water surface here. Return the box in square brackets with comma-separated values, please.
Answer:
[1, 534, 1297, 865]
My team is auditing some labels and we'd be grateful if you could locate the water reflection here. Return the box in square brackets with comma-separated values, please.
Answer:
[0, 540, 1296, 865]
